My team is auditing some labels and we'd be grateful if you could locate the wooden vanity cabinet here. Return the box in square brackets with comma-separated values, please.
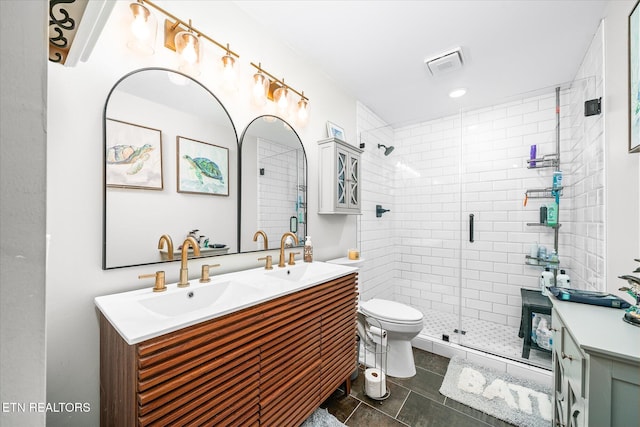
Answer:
[100, 272, 358, 427]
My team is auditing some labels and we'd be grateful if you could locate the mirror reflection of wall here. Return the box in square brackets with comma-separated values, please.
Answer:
[103, 68, 239, 269]
[240, 116, 307, 251]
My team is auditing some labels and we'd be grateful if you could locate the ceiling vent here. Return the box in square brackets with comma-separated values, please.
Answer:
[424, 47, 464, 76]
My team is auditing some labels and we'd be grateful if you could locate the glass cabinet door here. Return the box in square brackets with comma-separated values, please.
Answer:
[336, 150, 347, 208]
[348, 154, 360, 209]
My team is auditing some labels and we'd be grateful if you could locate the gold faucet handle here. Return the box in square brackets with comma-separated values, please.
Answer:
[288, 252, 300, 266]
[258, 255, 273, 270]
[139, 271, 166, 293]
[199, 264, 221, 283]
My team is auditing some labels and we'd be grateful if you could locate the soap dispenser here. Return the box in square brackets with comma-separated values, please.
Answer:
[304, 236, 313, 263]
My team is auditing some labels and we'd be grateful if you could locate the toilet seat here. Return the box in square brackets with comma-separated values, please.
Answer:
[360, 298, 423, 324]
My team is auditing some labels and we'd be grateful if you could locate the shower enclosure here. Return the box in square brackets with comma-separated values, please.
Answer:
[357, 79, 605, 369]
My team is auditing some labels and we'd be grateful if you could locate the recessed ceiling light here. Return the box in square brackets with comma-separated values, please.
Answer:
[449, 88, 467, 98]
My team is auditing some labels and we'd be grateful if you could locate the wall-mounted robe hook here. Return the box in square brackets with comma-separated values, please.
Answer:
[376, 205, 390, 218]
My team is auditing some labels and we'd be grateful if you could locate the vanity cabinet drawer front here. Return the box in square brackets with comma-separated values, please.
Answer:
[560, 327, 585, 398]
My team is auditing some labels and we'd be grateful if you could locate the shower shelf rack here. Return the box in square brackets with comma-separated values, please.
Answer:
[524, 187, 563, 199]
[526, 223, 561, 229]
[525, 255, 561, 268]
[526, 154, 559, 169]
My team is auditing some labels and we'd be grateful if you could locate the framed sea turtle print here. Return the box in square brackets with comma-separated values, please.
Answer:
[177, 136, 229, 196]
[105, 119, 163, 190]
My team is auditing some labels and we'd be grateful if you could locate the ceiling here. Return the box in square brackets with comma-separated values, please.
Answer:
[234, 1, 608, 127]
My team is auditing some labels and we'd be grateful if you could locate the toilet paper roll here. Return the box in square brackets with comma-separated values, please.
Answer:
[368, 325, 388, 347]
[365, 368, 386, 399]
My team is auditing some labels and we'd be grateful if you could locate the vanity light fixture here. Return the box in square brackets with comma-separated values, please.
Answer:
[127, 1, 157, 55]
[127, 0, 240, 77]
[250, 62, 310, 123]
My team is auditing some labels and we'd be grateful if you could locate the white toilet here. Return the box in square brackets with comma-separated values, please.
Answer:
[359, 298, 424, 378]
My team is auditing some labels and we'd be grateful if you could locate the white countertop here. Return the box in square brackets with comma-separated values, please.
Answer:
[95, 261, 358, 345]
[551, 295, 640, 364]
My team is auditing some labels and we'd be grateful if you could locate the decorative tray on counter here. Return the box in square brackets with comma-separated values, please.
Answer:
[548, 287, 631, 309]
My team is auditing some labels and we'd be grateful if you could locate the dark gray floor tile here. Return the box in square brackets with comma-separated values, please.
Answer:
[412, 348, 450, 376]
[350, 369, 410, 418]
[346, 402, 409, 427]
[321, 389, 360, 423]
[444, 397, 516, 427]
[387, 366, 446, 404]
[397, 392, 487, 427]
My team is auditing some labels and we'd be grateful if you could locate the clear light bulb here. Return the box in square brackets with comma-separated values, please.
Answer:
[222, 55, 236, 83]
[182, 38, 197, 64]
[297, 98, 309, 125]
[275, 86, 289, 112]
[252, 73, 268, 105]
[131, 13, 150, 40]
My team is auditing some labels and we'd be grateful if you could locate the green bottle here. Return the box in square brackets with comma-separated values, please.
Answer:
[546, 202, 558, 226]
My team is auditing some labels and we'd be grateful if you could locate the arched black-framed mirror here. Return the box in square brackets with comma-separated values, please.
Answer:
[103, 68, 239, 269]
[239, 115, 307, 252]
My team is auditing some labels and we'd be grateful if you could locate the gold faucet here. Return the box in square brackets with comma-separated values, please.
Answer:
[178, 236, 200, 288]
[253, 230, 269, 250]
[139, 271, 166, 292]
[199, 263, 220, 283]
[258, 255, 273, 270]
[278, 232, 299, 268]
[158, 234, 174, 260]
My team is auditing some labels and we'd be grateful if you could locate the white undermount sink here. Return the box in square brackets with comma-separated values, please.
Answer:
[266, 263, 311, 281]
[95, 261, 358, 345]
[138, 280, 259, 317]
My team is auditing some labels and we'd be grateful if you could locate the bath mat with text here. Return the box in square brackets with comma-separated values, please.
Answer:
[439, 356, 552, 427]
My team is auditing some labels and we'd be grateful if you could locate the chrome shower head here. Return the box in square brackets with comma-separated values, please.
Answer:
[378, 144, 394, 156]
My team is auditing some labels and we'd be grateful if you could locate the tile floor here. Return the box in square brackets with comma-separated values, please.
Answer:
[420, 310, 552, 369]
[321, 348, 516, 427]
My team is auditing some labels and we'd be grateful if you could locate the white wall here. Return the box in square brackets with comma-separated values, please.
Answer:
[0, 2, 47, 426]
[356, 102, 397, 302]
[603, 0, 640, 292]
[46, 1, 357, 425]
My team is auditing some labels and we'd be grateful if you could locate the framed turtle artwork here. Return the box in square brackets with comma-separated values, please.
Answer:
[177, 136, 229, 196]
[105, 119, 163, 190]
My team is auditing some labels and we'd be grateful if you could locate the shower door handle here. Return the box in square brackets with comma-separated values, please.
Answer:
[469, 214, 474, 243]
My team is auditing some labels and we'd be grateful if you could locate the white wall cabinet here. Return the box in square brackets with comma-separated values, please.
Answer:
[551, 298, 640, 427]
[318, 137, 363, 214]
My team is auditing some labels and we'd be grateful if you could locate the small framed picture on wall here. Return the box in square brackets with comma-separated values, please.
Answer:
[326, 121, 346, 141]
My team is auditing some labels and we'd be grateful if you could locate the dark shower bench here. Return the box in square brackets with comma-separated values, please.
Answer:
[518, 288, 553, 358]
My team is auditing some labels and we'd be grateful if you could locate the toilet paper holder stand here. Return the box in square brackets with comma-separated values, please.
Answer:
[358, 315, 390, 400]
